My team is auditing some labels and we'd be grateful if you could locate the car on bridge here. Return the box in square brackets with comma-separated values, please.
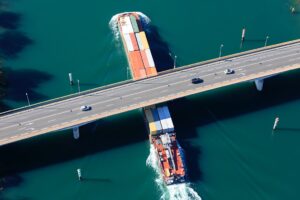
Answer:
[80, 105, 92, 111]
[191, 78, 203, 84]
[224, 69, 234, 74]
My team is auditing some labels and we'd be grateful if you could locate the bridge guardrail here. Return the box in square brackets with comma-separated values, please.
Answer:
[1, 38, 300, 117]
[0, 79, 133, 117]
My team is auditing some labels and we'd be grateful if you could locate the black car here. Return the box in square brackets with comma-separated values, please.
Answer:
[191, 78, 203, 84]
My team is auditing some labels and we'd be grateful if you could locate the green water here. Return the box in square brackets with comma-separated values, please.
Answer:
[1, 0, 300, 199]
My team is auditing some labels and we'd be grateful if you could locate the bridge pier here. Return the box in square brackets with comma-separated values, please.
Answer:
[254, 78, 264, 91]
[73, 126, 80, 139]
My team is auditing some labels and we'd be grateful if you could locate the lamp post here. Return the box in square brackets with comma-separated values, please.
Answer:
[219, 44, 224, 58]
[174, 55, 177, 69]
[264, 35, 269, 47]
[77, 80, 80, 93]
[25, 92, 30, 106]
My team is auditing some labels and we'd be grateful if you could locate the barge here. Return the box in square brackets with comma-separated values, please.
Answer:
[117, 12, 187, 185]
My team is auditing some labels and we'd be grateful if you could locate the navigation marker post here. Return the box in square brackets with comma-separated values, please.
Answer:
[241, 27, 246, 42]
[240, 27, 246, 48]
[273, 117, 279, 130]
[77, 168, 82, 181]
[68, 73, 73, 85]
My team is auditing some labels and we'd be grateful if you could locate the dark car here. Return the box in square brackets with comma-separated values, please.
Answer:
[191, 78, 203, 84]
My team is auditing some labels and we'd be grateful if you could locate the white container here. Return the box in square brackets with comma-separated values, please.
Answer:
[145, 48, 155, 67]
[135, 33, 144, 50]
[119, 16, 134, 34]
[123, 33, 134, 51]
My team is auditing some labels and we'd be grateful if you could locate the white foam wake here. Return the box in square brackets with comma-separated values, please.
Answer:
[146, 144, 202, 200]
[109, 11, 152, 40]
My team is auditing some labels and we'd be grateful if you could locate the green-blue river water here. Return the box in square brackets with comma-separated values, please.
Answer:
[1, 0, 300, 199]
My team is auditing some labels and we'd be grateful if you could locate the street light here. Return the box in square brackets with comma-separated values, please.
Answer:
[264, 35, 269, 47]
[174, 55, 177, 69]
[219, 44, 224, 58]
[169, 52, 177, 69]
[25, 92, 30, 106]
[77, 79, 80, 93]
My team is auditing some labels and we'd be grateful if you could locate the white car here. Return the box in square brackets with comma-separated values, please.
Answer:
[80, 105, 92, 111]
[224, 69, 234, 74]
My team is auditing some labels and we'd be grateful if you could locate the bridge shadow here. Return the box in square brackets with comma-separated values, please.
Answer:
[0, 110, 147, 177]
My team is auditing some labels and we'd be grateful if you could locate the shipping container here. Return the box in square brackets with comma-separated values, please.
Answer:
[123, 33, 134, 51]
[157, 106, 169, 133]
[151, 107, 163, 134]
[162, 106, 174, 132]
[119, 16, 133, 34]
[128, 51, 144, 70]
[129, 33, 139, 51]
[139, 69, 147, 78]
[139, 31, 150, 49]
[129, 15, 139, 32]
[135, 33, 144, 50]
[144, 108, 157, 135]
[150, 67, 158, 75]
[140, 50, 150, 68]
[145, 48, 155, 67]
[124, 16, 134, 33]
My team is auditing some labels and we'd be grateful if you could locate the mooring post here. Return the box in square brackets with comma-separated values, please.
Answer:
[273, 117, 279, 130]
[77, 168, 82, 181]
[68, 73, 73, 85]
[241, 27, 246, 42]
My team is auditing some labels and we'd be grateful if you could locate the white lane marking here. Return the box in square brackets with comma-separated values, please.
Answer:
[48, 119, 56, 123]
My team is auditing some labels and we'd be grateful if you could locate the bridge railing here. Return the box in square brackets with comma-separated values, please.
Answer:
[1, 38, 300, 117]
[0, 79, 133, 117]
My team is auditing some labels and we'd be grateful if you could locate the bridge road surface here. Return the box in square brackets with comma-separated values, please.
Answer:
[1, 40, 300, 146]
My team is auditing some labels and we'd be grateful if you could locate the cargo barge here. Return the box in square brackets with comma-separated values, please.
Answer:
[117, 12, 187, 185]
[117, 13, 157, 80]
[144, 105, 187, 185]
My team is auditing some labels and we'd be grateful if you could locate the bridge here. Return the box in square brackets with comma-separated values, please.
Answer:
[0, 39, 300, 146]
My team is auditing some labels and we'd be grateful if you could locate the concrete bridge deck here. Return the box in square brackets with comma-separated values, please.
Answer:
[1, 39, 300, 146]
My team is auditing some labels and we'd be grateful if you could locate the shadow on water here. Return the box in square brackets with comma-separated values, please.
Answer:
[143, 25, 174, 72]
[0, 11, 21, 30]
[0, 31, 33, 59]
[3, 67, 52, 104]
[0, 175, 24, 198]
[0, 110, 147, 177]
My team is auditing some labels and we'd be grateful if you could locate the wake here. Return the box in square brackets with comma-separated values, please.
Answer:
[146, 144, 202, 200]
[109, 11, 152, 40]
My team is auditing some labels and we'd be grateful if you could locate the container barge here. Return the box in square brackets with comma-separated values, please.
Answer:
[144, 105, 187, 185]
[117, 12, 187, 185]
[117, 13, 157, 80]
